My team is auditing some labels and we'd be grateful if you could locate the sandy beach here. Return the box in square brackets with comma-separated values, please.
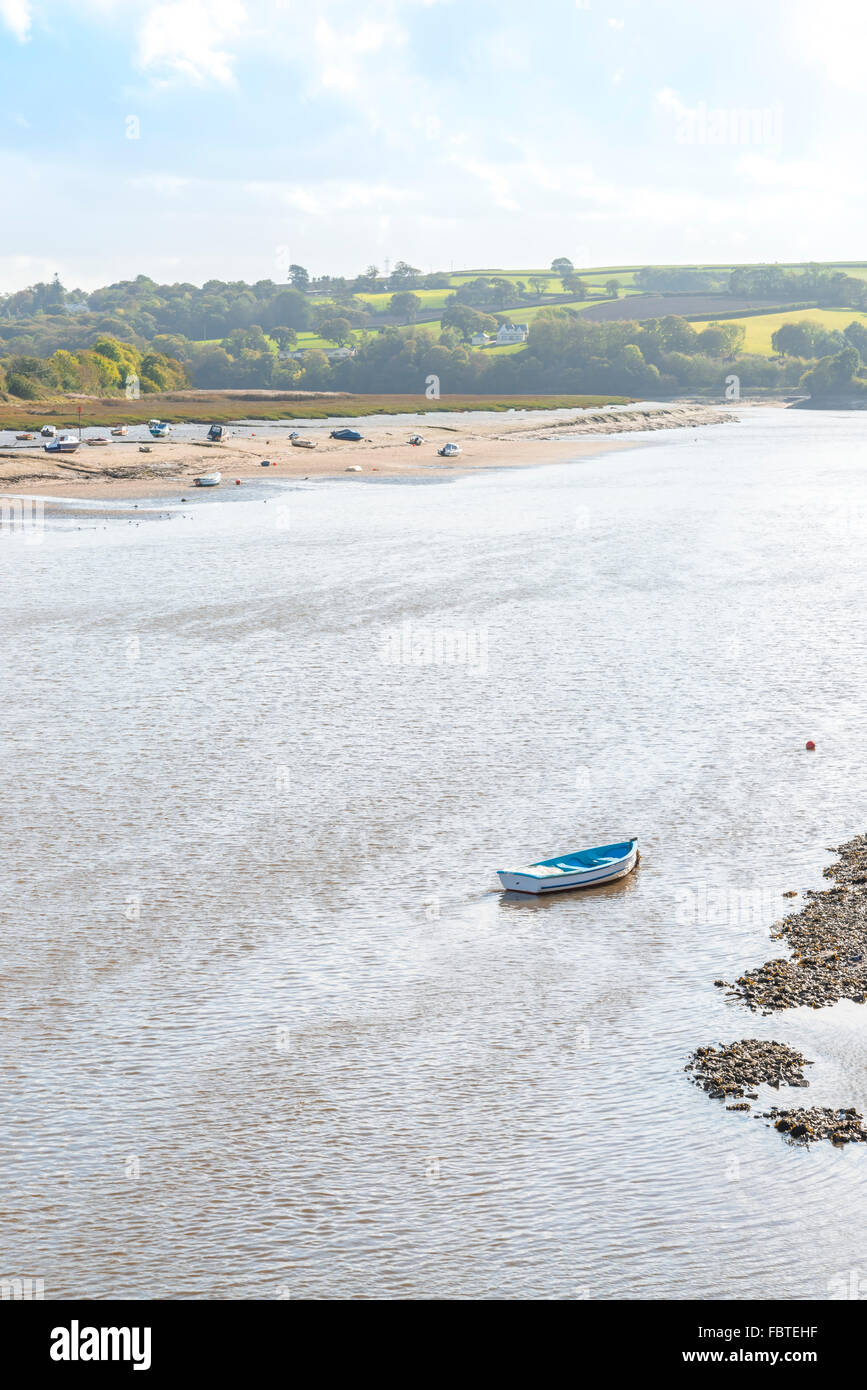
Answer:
[0, 402, 731, 504]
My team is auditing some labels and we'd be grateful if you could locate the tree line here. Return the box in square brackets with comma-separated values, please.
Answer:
[4, 310, 863, 403]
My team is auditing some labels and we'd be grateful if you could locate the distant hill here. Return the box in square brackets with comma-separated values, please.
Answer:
[1, 261, 866, 403]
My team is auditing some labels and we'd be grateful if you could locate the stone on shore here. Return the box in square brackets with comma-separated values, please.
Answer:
[719, 834, 867, 1013]
[686, 1039, 812, 1099]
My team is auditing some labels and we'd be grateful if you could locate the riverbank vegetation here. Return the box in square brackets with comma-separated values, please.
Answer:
[0, 391, 630, 431]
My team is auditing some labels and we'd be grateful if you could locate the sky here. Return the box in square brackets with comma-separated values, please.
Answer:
[0, 0, 864, 291]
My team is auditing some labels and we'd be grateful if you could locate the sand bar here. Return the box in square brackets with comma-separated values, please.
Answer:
[0, 402, 732, 504]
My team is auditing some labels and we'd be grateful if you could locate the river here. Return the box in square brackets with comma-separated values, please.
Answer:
[2, 404, 866, 1299]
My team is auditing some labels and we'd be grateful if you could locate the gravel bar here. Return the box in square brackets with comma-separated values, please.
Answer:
[719, 834, 867, 1014]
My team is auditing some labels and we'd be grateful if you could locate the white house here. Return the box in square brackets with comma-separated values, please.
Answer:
[471, 332, 491, 346]
[496, 322, 529, 345]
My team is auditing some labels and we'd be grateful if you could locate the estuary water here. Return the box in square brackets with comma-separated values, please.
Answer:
[2, 404, 867, 1300]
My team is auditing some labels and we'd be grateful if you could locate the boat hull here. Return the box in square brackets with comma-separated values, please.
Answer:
[497, 843, 638, 894]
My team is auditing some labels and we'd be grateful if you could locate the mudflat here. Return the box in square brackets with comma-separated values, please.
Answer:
[0, 402, 731, 501]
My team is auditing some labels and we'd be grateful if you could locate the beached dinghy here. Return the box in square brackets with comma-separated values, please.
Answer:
[193, 471, 222, 487]
[110, 425, 128, 436]
[497, 839, 638, 894]
[291, 437, 316, 448]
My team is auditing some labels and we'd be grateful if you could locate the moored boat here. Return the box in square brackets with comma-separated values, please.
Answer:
[207, 424, 224, 441]
[193, 471, 222, 487]
[148, 419, 171, 438]
[40, 424, 56, 438]
[85, 438, 109, 446]
[15, 432, 34, 441]
[437, 442, 461, 457]
[110, 425, 128, 436]
[330, 428, 363, 441]
[409, 434, 425, 446]
[497, 839, 638, 894]
[291, 437, 316, 448]
[44, 435, 81, 453]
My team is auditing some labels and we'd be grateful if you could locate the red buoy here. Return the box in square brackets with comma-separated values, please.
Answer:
[805, 740, 816, 750]
[235, 478, 241, 485]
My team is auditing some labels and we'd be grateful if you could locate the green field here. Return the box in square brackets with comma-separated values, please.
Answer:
[185, 263, 867, 365]
[691, 308, 867, 354]
[351, 287, 455, 309]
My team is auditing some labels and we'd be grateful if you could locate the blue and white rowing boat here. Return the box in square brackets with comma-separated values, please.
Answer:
[497, 839, 638, 894]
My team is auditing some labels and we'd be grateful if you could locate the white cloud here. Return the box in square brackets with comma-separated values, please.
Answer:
[486, 29, 530, 71]
[654, 87, 688, 119]
[310, 15, 406, 95]
[129, 172, 191, 195]
[0, 0, 32, 41]
[787, 0, 867, 88]
[242, 177, 418, 215]
[136, 0, 247, 85]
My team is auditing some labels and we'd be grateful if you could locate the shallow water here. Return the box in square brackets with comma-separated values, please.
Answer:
[2, 405, 867, 1299]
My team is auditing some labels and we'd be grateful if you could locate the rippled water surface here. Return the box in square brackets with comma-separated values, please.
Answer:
[2, 405, 867, 1299]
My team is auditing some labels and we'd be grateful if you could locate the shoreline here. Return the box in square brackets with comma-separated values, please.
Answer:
[691, 834, 867, 1145]
[0, 401, 733, 504]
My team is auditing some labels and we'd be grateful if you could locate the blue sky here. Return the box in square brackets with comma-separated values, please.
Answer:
[0, 0, 863, 290]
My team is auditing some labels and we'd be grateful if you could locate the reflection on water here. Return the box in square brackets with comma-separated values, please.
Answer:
[1, 407, 867, 1299]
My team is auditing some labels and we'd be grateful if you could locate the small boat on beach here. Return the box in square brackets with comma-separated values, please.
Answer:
[207, 424, 224, 441]
[40, 424, 56, 438]
[85, 438, 109, 446]
[497, 839, 638, 894]
[330, 428, 363, 441]
[409, 434, 425, 446]
[437, 442, 462, 457]
[110, 425, 128, 436]
[15, 432, 34, 440]
[193, 471, 222, 487]
[291, 437, 316, 449]
[44, 436, 80, 454]
[148, 419, 171, 438]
